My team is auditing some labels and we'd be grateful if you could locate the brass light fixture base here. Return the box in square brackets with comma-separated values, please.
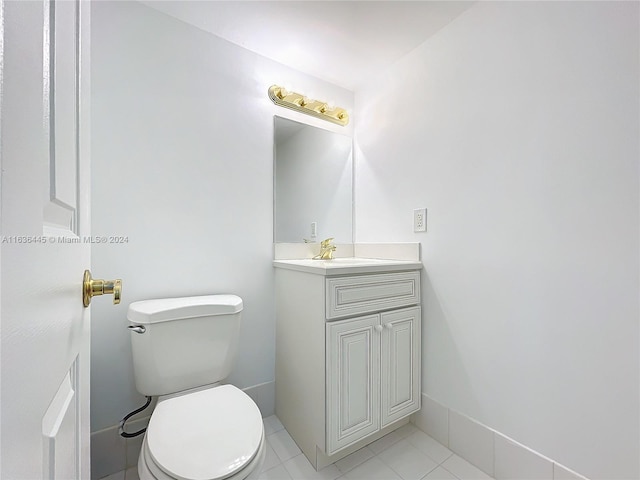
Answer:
[268, 85, 349, 126]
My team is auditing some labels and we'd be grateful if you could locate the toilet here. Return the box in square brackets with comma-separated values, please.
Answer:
[127, 295, 266, 480]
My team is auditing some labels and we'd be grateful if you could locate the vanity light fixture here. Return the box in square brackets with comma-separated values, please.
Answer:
[268, 85, 349, 126]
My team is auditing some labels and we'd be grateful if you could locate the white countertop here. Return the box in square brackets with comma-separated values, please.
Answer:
[272, 257, 423, 276]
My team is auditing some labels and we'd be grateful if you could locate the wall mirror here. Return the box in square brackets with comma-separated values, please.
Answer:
[274, 116, 353, 243]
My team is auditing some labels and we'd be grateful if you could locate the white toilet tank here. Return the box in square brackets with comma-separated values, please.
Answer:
[127, 295, 243, 396]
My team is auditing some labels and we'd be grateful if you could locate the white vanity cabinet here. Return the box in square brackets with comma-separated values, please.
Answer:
[274, 259, 422, 469]
[326, 305, 421, 454]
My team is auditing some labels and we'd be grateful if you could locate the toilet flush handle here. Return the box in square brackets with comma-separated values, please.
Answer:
[127, 325, 146, 334]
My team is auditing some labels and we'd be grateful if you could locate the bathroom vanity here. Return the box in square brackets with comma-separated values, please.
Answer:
[274, 257, 422, 469]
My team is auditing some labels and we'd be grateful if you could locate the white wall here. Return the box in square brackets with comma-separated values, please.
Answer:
[90, 1, 353, 432]
[354, 2, 639, 479]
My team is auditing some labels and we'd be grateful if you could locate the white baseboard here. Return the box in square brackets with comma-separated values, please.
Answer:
[91, 415, 149, 479]
[411, 393, 589, 480]
[242, 380, 276, 417]
[90, 381, 275, 479]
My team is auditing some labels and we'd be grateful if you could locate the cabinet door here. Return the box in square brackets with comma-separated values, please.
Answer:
[326, 315, 380, 454]
[380, 307, 421, 427]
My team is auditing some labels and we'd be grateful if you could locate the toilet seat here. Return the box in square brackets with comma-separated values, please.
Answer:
[143, 385, 264, 480]
[140, 434, 265, 480]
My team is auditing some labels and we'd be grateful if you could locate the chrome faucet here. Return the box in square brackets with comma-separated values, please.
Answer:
[313, 237, 336, 260]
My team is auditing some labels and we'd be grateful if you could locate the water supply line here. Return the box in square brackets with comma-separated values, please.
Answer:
[119, 396, 153, 438]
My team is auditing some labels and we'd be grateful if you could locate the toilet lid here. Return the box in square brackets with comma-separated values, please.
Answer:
[146, 385, 263, 480]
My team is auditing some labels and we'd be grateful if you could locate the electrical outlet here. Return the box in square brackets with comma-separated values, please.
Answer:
[310, 222, 317, 239]
[413, 208, 426, 232]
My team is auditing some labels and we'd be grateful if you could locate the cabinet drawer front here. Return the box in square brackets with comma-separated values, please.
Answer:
[326, 271, 420, 320]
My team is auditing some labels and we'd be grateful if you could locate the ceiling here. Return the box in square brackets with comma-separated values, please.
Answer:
[140, 1, 474, 91]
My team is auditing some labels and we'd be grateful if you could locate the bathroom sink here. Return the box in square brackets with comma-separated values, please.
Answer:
[272, 257, 422, 275]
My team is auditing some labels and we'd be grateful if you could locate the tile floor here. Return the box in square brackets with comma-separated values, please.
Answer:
[101, 415, 495, 480]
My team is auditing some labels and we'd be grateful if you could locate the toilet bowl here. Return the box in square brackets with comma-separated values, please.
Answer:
[127, 295, 265, 480]
[137, 385, 265, 480]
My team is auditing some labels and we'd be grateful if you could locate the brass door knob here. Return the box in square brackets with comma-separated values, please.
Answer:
[83, 270, 122, 307]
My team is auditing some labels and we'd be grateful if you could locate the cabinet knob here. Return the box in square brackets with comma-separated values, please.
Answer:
[374, 325, 383, 332]
[384, 323, 393, 330]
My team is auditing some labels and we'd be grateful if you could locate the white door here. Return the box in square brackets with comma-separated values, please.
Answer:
[326, 314, 380, 455]
[380, 307, 422, 428]
[1, 0, 96, 478]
